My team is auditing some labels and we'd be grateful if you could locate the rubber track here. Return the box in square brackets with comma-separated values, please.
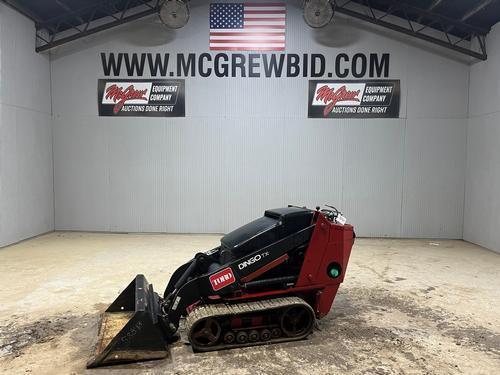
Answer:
[186, 296, 315, 352]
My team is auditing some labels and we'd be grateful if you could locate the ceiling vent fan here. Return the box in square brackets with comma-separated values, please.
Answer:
[304, 0, 334, 28]
[159, 0, 190, 29]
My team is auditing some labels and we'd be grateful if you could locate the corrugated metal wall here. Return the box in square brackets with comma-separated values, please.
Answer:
[0, 4, 54, 247]
[464, 23, 500, 252]
[50, 2, 468, 237]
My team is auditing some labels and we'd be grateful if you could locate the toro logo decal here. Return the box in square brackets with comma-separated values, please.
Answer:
[209, 267, 236, 291]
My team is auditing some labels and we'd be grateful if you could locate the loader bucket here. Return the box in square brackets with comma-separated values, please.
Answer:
[87, 274, 169, 368]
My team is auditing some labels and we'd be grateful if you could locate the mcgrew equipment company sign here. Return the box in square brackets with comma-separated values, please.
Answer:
[308, 80, 400, 118]
[97, 79, 185, 117]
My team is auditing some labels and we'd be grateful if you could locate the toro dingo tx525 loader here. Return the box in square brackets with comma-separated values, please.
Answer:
[87, 205, 355, 368]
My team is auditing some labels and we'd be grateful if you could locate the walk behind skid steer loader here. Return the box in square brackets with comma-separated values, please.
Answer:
[87, 206, 355, 368]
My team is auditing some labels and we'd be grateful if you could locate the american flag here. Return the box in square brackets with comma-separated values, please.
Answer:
[209, 2, 286, 51]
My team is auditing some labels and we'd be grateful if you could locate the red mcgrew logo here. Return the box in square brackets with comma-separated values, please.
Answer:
[104, 84, 149, 114]
[315, 85, 362, 116]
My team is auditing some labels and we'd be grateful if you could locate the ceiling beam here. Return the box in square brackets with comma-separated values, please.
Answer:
[335, 1, 488, 60]
[55, 0, 85, 25]
[428, 0, 445, 11]
[446, 0, 497, 33]
[417, 0, 444, 23]
[36, 3, 160, 52]
[460, 0, 496, 22]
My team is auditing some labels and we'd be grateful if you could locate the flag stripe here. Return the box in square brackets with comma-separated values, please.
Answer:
[244, 19, 285, 23]
[210, 42, 285, 46]
[210, 31, 285, 36]
[243, 17, 285, 21]
[210, 27, 285, 35]
[243, 13, 286, 18]
[210, 47, 285, 51]
[244, 2, 285, 6]
[243, 6, 285, 11]
[210, 39, 285, 44]
[243, 25, 285, 29]
[244, 10, 286, 14]
[210, 29, 284, 34]
[211, 35, 285, 40]
[244, 14, 286, 18]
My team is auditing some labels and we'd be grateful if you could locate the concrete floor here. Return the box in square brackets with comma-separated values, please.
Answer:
[0, 233, 499, 375]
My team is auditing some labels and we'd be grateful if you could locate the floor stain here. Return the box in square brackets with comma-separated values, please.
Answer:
[0, 314, 87, 358]
[341, 287, 500, 358]
[422, 286, 436, 294]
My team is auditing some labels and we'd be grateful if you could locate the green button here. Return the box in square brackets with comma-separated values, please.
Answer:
[329, 268, 340, 278]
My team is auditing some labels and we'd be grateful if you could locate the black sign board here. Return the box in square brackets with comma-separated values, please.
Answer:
[308, 80, 400, 118]
[98, 79, 185, 117]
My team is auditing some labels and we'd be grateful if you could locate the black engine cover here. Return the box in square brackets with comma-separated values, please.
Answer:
[220, 207, 314, 261]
